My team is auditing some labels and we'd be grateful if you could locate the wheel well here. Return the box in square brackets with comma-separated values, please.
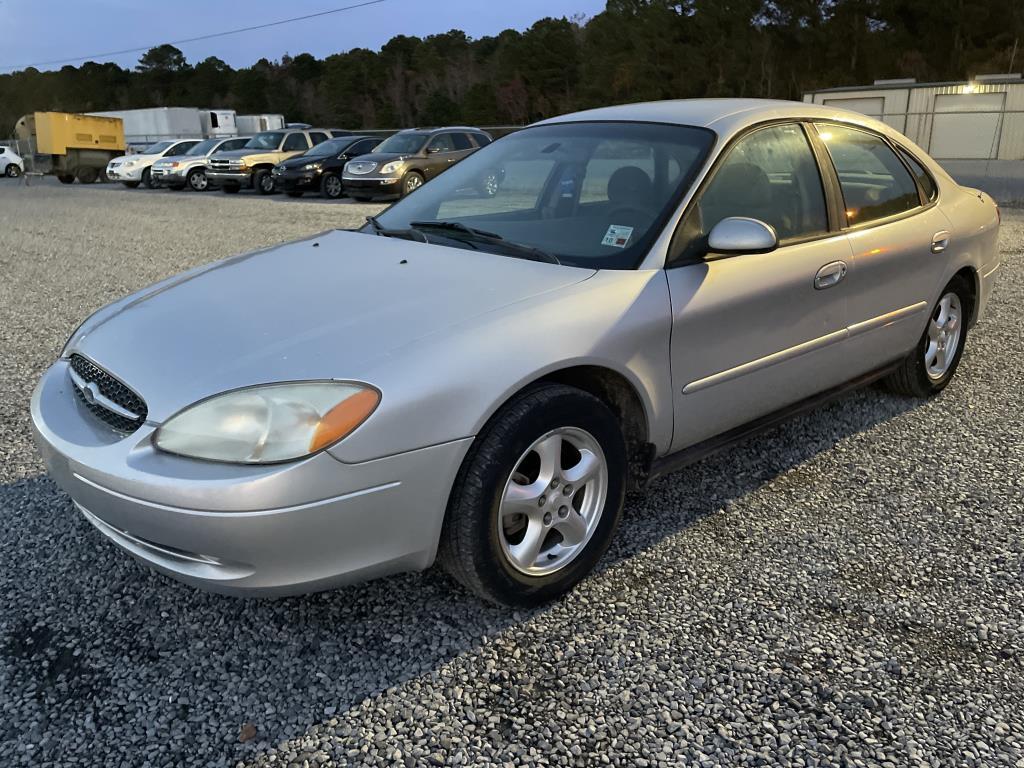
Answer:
[252, 163, 275, 172]
[536, 366, 652, 490]
[951, 266, 979, 325]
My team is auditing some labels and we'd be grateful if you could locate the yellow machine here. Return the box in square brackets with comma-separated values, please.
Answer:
[13, 112, 126, 184]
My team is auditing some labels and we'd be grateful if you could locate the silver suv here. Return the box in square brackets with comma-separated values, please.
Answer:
[151, 136, 251, 191]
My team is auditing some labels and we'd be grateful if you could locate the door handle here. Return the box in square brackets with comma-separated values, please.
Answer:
[814, 260, 848, 290]
[931, 231, 950, 253]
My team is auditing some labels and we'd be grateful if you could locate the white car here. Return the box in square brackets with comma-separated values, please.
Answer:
[0, 146, 24, 177]
[105, 139, 201, 189]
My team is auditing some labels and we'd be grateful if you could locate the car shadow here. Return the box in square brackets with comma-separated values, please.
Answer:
[0, 383, 923, 764]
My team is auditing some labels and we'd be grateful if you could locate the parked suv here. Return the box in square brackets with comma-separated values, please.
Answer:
[342, 127, 491, 201]
[272, 135, 381, 199]
[207, 129, 343, 194]
[106, 139, 202, 189]
[151, 136, 251, 191]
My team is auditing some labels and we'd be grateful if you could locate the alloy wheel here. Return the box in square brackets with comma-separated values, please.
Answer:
[405, 174, 422, 193]
[498, 427, 608, 576]
[924, 292, 962, 380]
[324, 175, 342, 198]
[190, 171, 208, 191]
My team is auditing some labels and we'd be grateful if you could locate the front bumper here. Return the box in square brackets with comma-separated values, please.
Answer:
[274, 169, 322, 192]
[207, 169, 252, 188]
[107, 165, 143, 182]
[31, 360, 472, 596]
[343, 176, 402, 198]
[151, 168, 186, 187]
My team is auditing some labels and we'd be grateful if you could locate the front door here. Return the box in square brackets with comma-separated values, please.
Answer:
[665, 122, 857, 451]
[424, 133, 459, 179]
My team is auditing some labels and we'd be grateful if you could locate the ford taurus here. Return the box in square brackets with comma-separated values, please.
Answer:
[32, 99, 1000, 606]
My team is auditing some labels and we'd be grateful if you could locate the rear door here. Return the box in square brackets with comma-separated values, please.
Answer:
[665, 122, 857, 451]
[814, 123, 949, 368]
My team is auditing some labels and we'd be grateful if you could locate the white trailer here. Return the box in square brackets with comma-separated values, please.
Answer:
[87, 107, 240, 151]
[236, 114, 286, 133]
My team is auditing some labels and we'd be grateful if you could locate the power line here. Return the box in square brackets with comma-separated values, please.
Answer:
[0, 0, 389, 72]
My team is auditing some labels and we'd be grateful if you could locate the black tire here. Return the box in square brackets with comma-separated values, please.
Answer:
[5, 163, 22, 178]
[400, 170, 424, 197]
[320, 172, 344, 200]
[884, 275, 971, 398]
[140, 168, 153, 189]
[438, 384, 627, 606]
[75, 166, 98, 184]
[122, 181, 140, 189]
[186, 168, 208, 192]
[286, 190, 304, 198]
[221, 184, 240, 194]
[254, 169, 275, 195]
[58, 175, 75, 185]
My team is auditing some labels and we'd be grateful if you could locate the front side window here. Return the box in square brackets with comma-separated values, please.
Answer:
[452, 133, 473, 151]
[371, 121, 714, 269]
[165, 141, 197, 156]
[678, 123, 828, 262]
[225, 138, 250, 151]
[187, 139, 219, 156]
[304, 138, 349, 157]
[283, 133, 310, 151]
[818, 124, 920, 225]
[140, 140, 175, 155]
[350, 139, 379, 155]
[428, 133, 457, 153]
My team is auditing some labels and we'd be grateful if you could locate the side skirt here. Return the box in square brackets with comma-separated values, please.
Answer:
[645, 359, 904, 486]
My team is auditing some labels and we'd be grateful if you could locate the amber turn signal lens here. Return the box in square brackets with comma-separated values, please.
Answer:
[308, 388, 381, 452]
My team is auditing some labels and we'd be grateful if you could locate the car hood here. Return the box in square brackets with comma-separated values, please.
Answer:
[69, 230, 595, 422]
[114, 153, 160, 164]
[350, 152, 413, 164]
[277, 155, 328, 169]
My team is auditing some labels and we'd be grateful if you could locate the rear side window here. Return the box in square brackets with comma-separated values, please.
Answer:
[472, 133, 492, 147]
[283, 133, 309, 151]
[452, 133, 473, 151]
[896, 146, 937, 202]
[818, 124, 920, 225]
[309, 131, 328, 145]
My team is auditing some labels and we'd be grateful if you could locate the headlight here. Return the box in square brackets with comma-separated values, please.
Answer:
[302, 162, 321, 171]
[380, 161, 404, 175]
[153, 382, 380, 464]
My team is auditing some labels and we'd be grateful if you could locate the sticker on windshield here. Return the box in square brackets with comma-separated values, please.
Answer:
[601, 224, 634, 248]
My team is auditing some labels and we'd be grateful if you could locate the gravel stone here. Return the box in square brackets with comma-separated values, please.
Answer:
[0, 179, 1022, 766]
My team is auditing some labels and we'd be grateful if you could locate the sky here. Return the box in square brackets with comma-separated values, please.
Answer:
[0, 0, 608, 73]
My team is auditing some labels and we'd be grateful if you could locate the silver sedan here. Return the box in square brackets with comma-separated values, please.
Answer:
[32, 99, 1001, 606]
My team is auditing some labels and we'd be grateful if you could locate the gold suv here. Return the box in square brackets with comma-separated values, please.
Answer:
[207, 128, 345, 194]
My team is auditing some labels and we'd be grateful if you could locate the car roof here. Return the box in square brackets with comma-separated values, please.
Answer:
[535, 98, 898, 140]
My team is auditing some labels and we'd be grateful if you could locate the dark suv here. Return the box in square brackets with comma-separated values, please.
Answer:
[342, 127, 492, 201]
[272, 135, 381, 199]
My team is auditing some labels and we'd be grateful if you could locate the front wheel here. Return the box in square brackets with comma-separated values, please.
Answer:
[254, 169, 275, 195]
[321, 172, 343, 199]
[140, 168, 153, 189]
[5, 163, 22, 178]
[884, 276, 970, 397]
[438, 384, 626, 606]
[187, 168, 208, 192]
[400, 170, 424, 197]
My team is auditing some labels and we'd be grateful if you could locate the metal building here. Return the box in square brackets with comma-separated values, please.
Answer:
[803, 74, 1024, 161]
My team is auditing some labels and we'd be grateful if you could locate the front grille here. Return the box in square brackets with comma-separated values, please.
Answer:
[209, 158, 240, 170]
[346, 161, 377, 175]
[68, 354, 148, 433]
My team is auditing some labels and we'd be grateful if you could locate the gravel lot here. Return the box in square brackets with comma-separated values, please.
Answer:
[1, 178, 1022, 767]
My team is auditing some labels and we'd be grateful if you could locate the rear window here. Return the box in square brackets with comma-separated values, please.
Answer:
[896, 146, 937, 202]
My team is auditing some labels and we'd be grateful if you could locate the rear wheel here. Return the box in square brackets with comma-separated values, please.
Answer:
[254, 169, 275, 195]
[5, 163, 22, 178]
[186, 168, 208, 192]
[75, 166, 97, 184]
[884, 276, 970, 397]
[438, 384, 626, 606]
[321, 172, 344, 199]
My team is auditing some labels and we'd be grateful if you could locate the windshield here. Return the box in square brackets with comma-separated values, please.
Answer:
[140, 141, 174, 155]
[372, 122, 714, 269]
[303, 138, 352, 157]
[244, 131, 285, 150]
[376, 132, 428, 155]
[186, 139, 219, 156]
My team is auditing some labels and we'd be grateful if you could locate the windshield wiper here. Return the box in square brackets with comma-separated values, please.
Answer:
[365, 215, 428, 243]
[409, 220, 561, 265]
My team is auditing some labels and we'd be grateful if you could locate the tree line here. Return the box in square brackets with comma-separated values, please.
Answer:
[2, 0, 1021, 136]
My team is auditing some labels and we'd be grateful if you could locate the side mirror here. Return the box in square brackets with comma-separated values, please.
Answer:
[706, 217, 778, 255]
[425, 146, 442, 154]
